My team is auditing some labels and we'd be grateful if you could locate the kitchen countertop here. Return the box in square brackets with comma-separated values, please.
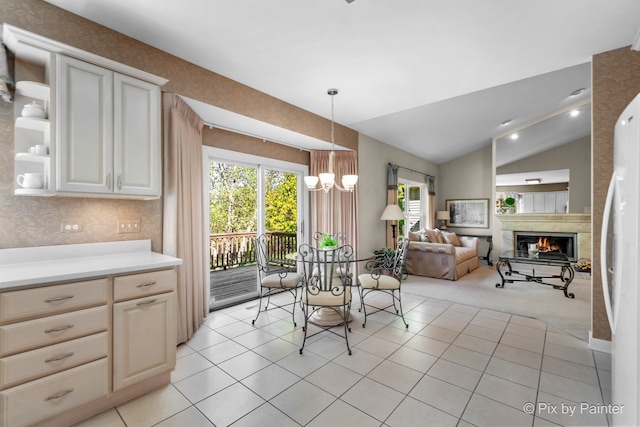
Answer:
[0, 240, 182, 291]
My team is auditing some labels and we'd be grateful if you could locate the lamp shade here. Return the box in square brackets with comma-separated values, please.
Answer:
[436, 210, 451, 221]
[380, 204, 405, 221]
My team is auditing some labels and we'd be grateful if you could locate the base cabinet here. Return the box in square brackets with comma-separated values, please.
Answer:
[0, 267, 177, 427]
[113, 292, 175, 391]
[0, 359, 108, 427]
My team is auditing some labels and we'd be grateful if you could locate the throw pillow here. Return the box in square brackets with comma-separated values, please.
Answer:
[408, 231, 421, 241]
[442, 231, 461, 246]
[423, 229, 439, 243]
[433, 228, 445, 244]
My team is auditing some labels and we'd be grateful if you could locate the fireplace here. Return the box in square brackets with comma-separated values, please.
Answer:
[514, 231, 577, 261]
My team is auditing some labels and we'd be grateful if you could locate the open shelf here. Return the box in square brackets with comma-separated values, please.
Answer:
[14, 188, 54, 197]
[15, 81, 50, 100]
[15, 152, 49, 163]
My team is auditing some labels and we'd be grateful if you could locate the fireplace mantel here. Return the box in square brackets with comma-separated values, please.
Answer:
[496, 213, 591, 261]
[497, 213, 591, 231]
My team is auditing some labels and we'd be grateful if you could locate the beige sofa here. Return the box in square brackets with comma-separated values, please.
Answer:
[404, 229, 479, 280]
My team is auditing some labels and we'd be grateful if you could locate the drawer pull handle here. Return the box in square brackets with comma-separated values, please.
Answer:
[136, 298, 157, 307]
[45, 324, 74, 333]
[45, 388, 74, 401]
[45, 352, 75, 363]
[137, 281, 157, 289]
[44, 295, 74, 303]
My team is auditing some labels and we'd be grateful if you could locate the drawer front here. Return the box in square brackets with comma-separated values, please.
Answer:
[0, 358, 108, 427]
[0, 306, 108, 357]
[114, 269, 176, 301]
[0, 278, 109, 324]
[0, 332, 108, 390]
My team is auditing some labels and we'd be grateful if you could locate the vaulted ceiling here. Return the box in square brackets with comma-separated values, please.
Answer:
[45, 0, 640, 164]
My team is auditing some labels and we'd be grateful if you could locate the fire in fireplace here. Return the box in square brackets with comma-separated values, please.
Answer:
[514, 231, 577, 261]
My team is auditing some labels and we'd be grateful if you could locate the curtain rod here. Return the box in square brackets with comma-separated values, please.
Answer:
[389, 163, 434, 179]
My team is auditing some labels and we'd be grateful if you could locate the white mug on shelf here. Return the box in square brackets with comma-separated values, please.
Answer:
[28, 145, 48, 155]
[16, 173, 44, 189]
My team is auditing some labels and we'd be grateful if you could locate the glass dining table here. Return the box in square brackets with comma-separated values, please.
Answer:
[286, 249, 374, 326]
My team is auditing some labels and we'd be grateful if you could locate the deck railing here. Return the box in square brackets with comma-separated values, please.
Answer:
[210, 231, 297, 271]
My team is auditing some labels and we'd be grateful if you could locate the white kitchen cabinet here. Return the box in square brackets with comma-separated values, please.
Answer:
[4, 25, 166, 199]
[113, 292, 175, 391]
[56, 55, 161, 197]
[521, 191, 569, 213]
[0, 281, 109, 427]
[0, 359, 109, 427]
[544, 192, 556, 213]
[533, 193, 546, 213]
[555, 191, 569, 213]
[112, 269, 176, 391]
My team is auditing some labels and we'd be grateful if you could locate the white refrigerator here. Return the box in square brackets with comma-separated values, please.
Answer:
[601, 92, 640, 426]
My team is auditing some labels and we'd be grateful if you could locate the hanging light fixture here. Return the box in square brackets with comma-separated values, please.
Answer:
[304, 88, 358, 193]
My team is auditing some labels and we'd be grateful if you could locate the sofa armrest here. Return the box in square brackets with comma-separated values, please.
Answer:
[459, 236, 478, 251]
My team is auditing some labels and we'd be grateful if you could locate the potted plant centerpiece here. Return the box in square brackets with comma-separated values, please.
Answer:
[319, 233, 339, 249]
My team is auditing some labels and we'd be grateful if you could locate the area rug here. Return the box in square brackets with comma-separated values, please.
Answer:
[402, 265, 591, 342]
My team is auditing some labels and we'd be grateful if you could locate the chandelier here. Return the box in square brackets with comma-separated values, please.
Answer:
[304, 88, 358, 193]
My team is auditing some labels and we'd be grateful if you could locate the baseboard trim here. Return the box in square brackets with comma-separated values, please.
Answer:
[589, 331, 612, 353]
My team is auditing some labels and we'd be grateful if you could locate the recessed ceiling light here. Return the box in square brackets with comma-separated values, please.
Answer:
[526, 178, 541, 185]
[510, 133, 518, 140]
[570, 109, 580, 117]
[500, 119, 512, 126]
[570, 88, 586, 97]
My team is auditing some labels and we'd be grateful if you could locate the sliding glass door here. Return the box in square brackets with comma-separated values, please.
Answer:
[203, 147, 308, 310]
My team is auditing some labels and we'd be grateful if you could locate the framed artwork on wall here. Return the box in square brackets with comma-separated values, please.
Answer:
[446, 199, 490, 228]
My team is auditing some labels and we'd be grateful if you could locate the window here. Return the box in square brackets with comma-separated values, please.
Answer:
[397, 179, 428, 235]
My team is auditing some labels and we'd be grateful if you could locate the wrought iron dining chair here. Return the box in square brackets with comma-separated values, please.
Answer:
[252, 234, 303, 326]
[358, 236, 410, 328]
[298, 243, 355, 355]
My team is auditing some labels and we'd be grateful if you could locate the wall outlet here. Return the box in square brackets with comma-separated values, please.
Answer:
[61, 223, 82, 232]
[117, 219, 141, 234]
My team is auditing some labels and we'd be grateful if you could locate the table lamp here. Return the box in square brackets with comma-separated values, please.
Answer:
[436, 210, 451, 229]
[380, 204, 405, 239]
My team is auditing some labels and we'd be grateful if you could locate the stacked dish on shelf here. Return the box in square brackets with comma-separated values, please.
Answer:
[13, 81, 52, 196]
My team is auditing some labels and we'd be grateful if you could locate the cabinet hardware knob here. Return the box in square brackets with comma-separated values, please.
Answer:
[45, 324, 74, 333]
[45, 388, 74, 401]
[45, 352, 75, 363]
[137, 281, 157, 288]
[136, 298, 157, 307]
[44, 295, 74, 303]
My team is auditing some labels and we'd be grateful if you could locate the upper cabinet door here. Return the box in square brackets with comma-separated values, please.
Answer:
[56, 55, 114, 194]
[113, 75, 161, 196]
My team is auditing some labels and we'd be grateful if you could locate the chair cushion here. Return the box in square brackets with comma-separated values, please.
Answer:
[262, 272, 302, 288]
[358, 274, 400, 290]
[302, 286, 351, 306]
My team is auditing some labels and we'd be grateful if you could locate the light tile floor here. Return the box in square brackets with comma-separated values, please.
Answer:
[76, 291, 612, 427]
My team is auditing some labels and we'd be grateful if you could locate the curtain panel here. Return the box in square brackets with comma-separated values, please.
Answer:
[426, 175, 435, 229]
[309, 150, 359, 250]
[162, 93, 208, 345]
[385, 164, 400, 247]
